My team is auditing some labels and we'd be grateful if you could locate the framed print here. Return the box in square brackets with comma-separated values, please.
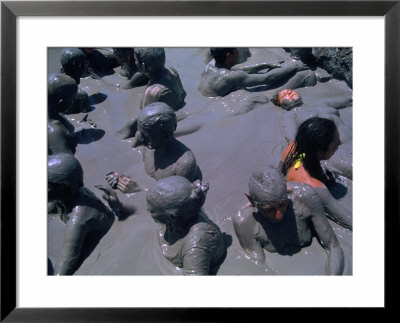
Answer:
[1, 0, 398, 321]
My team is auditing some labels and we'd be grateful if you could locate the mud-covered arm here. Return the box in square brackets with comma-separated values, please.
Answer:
[120, 72, 149, 89]
[231, 62, 281, 73]
[314, 187, 352, 230]
[95, 184, 136, 216]
[295, 184, 344, 275]
[182, 247, 212, 275]
[233, 209, 266, 264]
[229, 61, 308, 89]
[54, 213, 87, 275]
[311, 212, 345, 275]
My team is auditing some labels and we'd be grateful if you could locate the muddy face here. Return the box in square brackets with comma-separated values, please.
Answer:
[278, 89, 303, 110]
[255, 197, 289, 223]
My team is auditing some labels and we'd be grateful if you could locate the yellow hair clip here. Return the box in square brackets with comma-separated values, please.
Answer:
[294, 153, 305, 170]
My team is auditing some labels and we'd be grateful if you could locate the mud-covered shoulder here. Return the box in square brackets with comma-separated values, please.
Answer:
[287, 181, 324, 217]
[232, 204, 257, 230]
[182, 212, 224, 255]
[75, 187, 112, 217]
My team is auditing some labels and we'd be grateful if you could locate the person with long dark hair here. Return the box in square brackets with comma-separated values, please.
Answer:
[280, 117, 352, 230]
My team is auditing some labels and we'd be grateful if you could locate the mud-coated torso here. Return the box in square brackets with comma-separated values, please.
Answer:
[69, 188, 114, 229]
[245, 183, 320, 254]
[142, 140, 198, 182]
[198, 60, 243, 97]
[157, 212, 225, 272]
[141, 67, 186, 110]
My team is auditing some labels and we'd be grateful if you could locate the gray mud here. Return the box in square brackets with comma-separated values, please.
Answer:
[48, 48, 352, 275]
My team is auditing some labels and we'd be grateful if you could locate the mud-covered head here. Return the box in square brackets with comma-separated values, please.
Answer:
[248, 166, 288, 223]
[133, 47, 165, 77]
[48, 153, 84, 221]
[271, 89, 303, 110]
[48, 153, 84, 194]
[48, 73, 78, 116]
[146, 176, 209, 225]
[60, 48, 87, 83]
[138, 102, 177, 149]
[210, 48, 238, 68]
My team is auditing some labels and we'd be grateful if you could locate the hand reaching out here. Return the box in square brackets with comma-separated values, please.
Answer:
[106, 172, 142, 194]
[95, 184, 121, 210]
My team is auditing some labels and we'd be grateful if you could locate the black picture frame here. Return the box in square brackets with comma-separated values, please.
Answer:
[1, 1, 398, 321]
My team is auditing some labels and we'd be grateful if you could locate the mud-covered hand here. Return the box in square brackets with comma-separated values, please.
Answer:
[116, 176, 142, 194]
[106, 171, 120, 189]
[95, 184, 122, 210]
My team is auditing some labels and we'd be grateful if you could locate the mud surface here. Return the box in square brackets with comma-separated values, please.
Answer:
[48, 48, 352, 275]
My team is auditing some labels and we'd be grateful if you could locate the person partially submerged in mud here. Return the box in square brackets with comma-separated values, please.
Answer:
[79, 47, 119, 77]
[60, 47, 91, 113]
[48, 73, 78, 155]
[280, 117, 352, 230]
[233, 166, 344, 275]
[271, 88, 352, 112]
[107, 102, 200, 194]
[112, 48, 149, 89]
[146, 176, 226, 275]
[48, 153, 115, 275]
[198, 48, 315, 97]
[116, 47, 186, 140]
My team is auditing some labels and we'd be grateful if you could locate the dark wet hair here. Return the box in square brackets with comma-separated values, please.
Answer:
[281, 117, 337, 184]
[210, 48, 236, 65]
[134, 47, 165, 74]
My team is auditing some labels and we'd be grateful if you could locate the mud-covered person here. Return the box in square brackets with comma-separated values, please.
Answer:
[48, 153, 115, 275]
[117, 47, 187, 140]
[233, 166, 344, 275]
[112, 48, 149, 89]
[147, 176, 226, 275]
[79, 47, 119, 77]
[280, 117, 352, 229]
[48, 73, 78, 155]
[60, 47, 91, 113]
[108, 102, 201, 194]
[198, 48, 313, 97]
